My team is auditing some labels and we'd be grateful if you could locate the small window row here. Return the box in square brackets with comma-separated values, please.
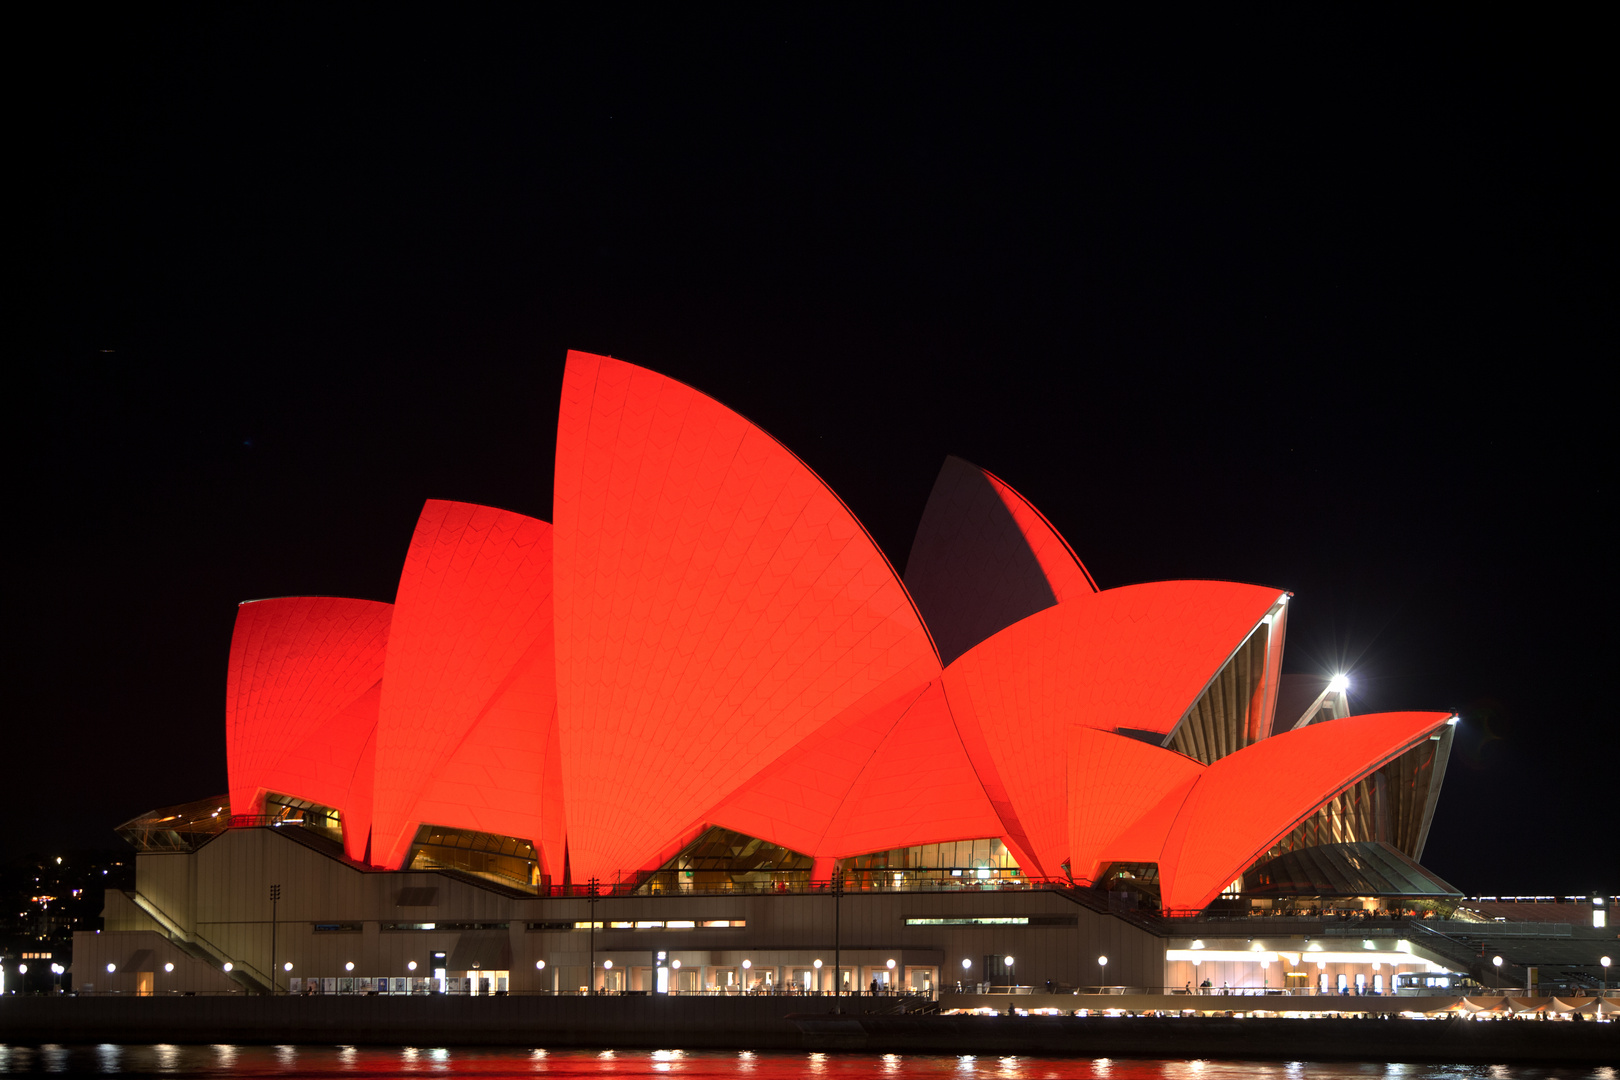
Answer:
[525, 919, 747, 932]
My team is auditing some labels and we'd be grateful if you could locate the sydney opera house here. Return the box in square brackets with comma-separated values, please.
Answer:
[73, 351, 1465, 998]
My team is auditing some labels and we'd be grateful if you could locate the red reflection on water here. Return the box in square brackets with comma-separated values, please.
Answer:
[0, 1046, 1600, 1079]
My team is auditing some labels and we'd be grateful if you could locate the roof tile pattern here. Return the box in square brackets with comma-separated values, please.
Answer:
[1066, 727, 1203, 883]
[402, 633, 557, 873]
[821, 679, 1007, 858]
[371, 501, 555, 868]
[225, 596, 392, 820]
[552, 351, 940, 880]
[275, 681, 382, 862]
[942, 580, 1283, 876]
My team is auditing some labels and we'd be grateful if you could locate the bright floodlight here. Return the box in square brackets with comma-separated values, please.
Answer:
[1327, 674, 1350, 693]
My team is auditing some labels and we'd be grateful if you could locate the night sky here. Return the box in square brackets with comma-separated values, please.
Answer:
[12, 12, 1612, 894]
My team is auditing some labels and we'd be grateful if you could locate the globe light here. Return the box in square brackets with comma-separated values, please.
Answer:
[671, 960, 681, 970]
[535, 960, 546, 970]
[223, 963, 233, 972]
[164, 963, 174, 973]
[345, 961, 355, 972]
[742, 959, 751, 970]
[603, 960, 613, 970]
[813, 959, 823, 969]
[283, 962, 293, 972]
[15, 965, 24, 975]
[1004, 956, 1014, 967]
[106, 963, 116, 974]
[886, 959, 896, 970]
[408, 961, 417, 971]
[962, 958, 972, 970]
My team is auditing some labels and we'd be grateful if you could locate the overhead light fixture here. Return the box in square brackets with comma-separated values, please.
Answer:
[1327, 674, 1349, 694]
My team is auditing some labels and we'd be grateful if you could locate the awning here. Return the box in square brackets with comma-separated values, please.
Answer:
[448, 931, 511, 972]
[1242, 841, 1461, 898]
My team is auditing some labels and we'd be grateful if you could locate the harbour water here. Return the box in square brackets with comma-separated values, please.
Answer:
[0, 1046, 1611, 1078]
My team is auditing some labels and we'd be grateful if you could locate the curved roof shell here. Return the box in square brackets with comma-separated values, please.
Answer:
[217, 351, 1454, 910]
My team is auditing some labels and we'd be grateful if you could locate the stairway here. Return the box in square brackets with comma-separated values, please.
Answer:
[123, 889, 273, 994]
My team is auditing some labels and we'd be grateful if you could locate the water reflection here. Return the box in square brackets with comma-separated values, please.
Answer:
[0, 1047, 1604, 1077]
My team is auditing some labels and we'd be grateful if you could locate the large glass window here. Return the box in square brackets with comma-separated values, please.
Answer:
[405, 825, 539, 892]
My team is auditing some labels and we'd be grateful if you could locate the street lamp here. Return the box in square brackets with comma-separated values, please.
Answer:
[1602, 956, 1611, 994]
[1098, 955, 1108, 987]
[1492, 956, 1503, 989]
[1004, 955, 1015, 987]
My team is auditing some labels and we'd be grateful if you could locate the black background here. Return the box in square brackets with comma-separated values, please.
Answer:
[10, 11, 1613, 894]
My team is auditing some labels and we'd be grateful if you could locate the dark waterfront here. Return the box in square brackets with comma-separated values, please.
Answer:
[0, 1047, 1611, 1078]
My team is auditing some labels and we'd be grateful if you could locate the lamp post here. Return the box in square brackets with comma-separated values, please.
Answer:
[269, 884, 281, 994]
[1098, 955, 1108, 990]
[1004, 954, 1015, 988]
[1602, 956, 1610, 995]
[587, 877, 600, 995]
[1492, 955, 1503, 991]
[832, 867, 843, 1002]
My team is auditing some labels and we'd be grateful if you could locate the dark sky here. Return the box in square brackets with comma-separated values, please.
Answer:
[11, 12, 1613, 894]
